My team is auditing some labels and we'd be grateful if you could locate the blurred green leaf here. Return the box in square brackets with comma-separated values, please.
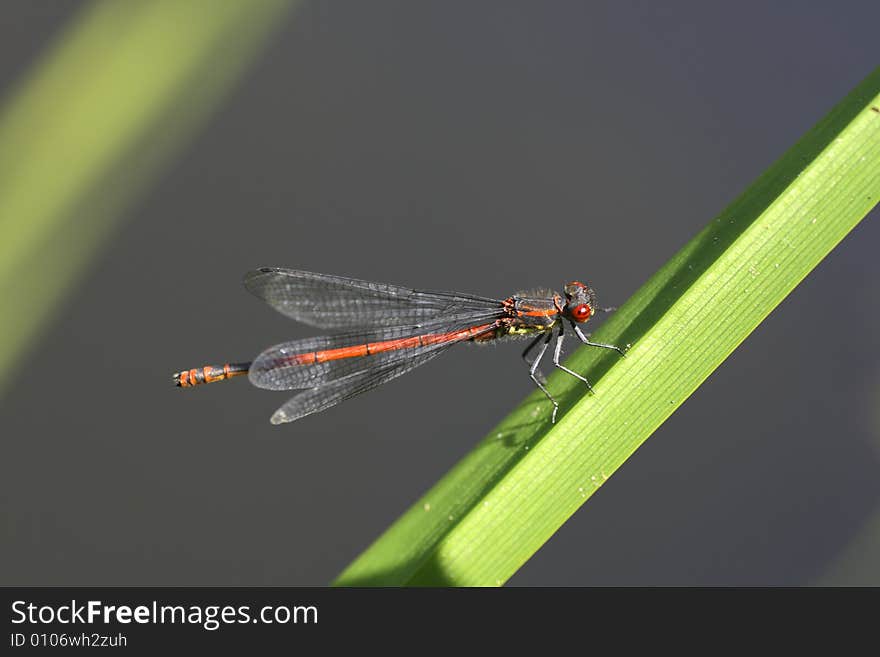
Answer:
[0, 0, 295, 395]
[817, 506, 880, 585]
[336, 68, 880, 586]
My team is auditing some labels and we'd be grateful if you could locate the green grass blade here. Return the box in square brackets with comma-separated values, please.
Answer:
[0, 0, 295, 395]
[335, 68, 880, 586]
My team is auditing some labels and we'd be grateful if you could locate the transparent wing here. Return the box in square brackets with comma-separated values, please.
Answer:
[268, 350, 449, 424]
[243, 268, 502, 329]
[248, 315, 500, 391]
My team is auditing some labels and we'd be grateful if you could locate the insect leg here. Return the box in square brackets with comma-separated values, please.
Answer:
[522, 333, 548, 384]
[553, 322, 594, 392]
[528, 332, 559, 423]
[571, 322, 626, 356]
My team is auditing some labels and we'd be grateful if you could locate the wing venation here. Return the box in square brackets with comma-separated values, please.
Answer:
[243, 268, 501, 329]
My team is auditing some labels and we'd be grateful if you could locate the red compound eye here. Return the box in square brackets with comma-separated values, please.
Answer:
[572, 304, 592, 321]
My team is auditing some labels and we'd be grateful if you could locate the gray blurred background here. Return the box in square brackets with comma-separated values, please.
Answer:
[2, 0, 878, 585]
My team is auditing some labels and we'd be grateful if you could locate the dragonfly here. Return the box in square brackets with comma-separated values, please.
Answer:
[173, 268, 624, 424]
